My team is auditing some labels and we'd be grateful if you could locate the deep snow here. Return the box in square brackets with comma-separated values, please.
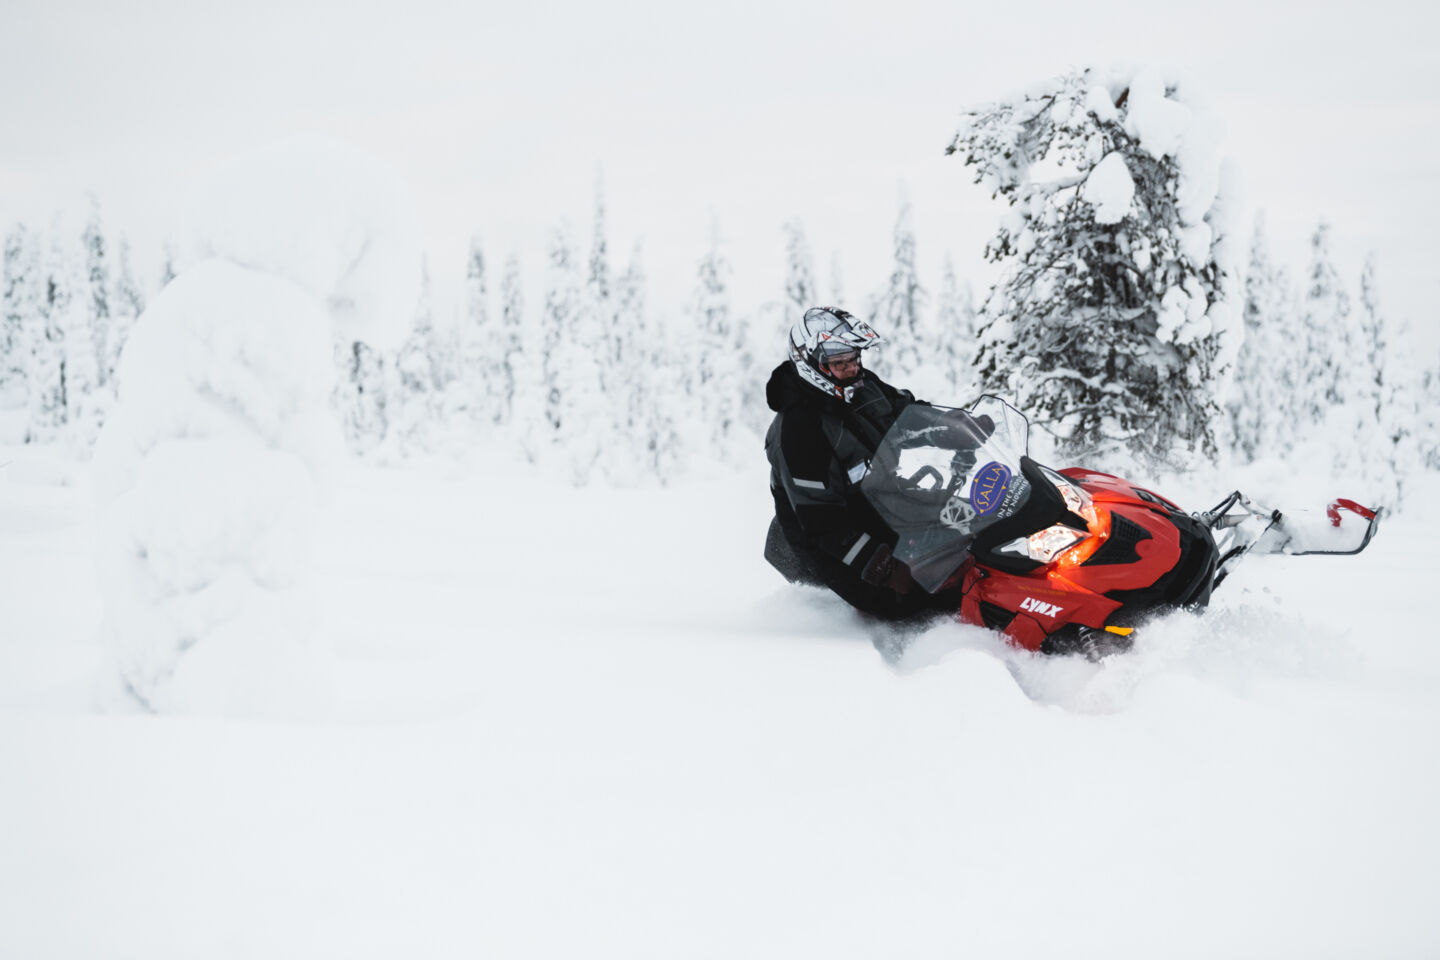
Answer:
[1, 448, 1437, 958]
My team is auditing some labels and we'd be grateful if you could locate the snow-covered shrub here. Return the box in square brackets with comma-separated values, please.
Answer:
[94, 137, 423, 714]
[949, 66, 1242, 466]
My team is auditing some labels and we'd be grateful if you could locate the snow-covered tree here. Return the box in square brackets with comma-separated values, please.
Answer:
[1296, 220, 1353, 424]
[732, 304, 765, 439]
[1352, 256, 1416, 506]
[690, 223, 743, 455]
[588, 181, 611, 307]
[496, 252, 527, 433]
[23, 226, 75, 443]
[540, 223, 603, 482]
[52, 226, 103, 445]
[461, 233, 504, 424]
[158, 240, 178, 288]
[586, 182, 633, 438]
[583, 181, 664, 482]
[782, 219, 815, 326]
[1227, 215, 1297, 462]
[930, 253, 978, 404]
[1, 224, 41, 405]
[81, 198, 113, 389]
[610, 243, 644, 417]
[391, 260, 441, 450]
[1279, 244, 1416, 509]
[463, 235, 488, 350]
[336, 339, 388, 453]
[1419, 357, 1440, 473]
[828, 252, 845, 306]
[541, 226, 578, 436]
[107, 236, 144, 386]
[644, 323, 687, 485]
[949, 66, 1241, 465]
[873, 195, 926, 383]
[1357, 254, 1386, 422]
[588, 182, 615, 371]
[610, 244, 671, 483]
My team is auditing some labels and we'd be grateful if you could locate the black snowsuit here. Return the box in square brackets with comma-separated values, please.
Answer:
[764, 362, 941, 620]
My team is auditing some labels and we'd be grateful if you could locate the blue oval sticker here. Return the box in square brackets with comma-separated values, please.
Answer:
[970, 461, 1012, 516]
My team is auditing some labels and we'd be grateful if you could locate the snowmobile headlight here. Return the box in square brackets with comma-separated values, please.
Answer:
[1057, 505, 1111, 567]
[993, 470, 1111, 566]
[1025, 524, 1088, 563]
[994, 505, 1112, 566]
[1040, 466, 1093, 515]
[995, 523, 1087, 564]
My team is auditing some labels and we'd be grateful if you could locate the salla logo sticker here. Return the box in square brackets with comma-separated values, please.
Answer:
[970, 462, 1012, 516]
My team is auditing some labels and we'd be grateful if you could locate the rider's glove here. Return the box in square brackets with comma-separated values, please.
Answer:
[860, 543, 915, 595]
[945, 413, 996, 477]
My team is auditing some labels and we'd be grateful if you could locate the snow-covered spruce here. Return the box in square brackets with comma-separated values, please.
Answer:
[931, 252, 980, 405]
[92, 137, 422, 714]
[949, 66, 1241, 466]
[873, 195, 926, 384]
[1226, 214, 1296, 464]
[682, 220, 753, 466]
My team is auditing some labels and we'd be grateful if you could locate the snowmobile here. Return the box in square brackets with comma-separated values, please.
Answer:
[860, 397, 1383, 657]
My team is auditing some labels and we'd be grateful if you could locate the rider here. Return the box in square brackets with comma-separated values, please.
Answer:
[764, 306, 933, 620]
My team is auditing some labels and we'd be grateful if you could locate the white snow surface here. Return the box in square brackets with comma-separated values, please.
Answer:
[1083, 151, 1135, 225]
[186, 135, 424, 350]
[2, 448, 1437, 958]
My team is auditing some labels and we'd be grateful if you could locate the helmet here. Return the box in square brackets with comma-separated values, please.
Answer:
[788, 306, 883, 397]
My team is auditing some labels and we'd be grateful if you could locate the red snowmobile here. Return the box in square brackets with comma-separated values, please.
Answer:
[862, 398, 1383, 657]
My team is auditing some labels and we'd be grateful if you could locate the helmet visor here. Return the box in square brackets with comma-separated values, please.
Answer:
[816, 342, 860, 363]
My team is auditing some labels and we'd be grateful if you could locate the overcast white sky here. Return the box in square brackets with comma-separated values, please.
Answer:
[2, 0, 1436, 352]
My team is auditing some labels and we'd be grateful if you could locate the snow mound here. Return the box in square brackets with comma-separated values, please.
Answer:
[97, 438, 323, 716]
[187, 135, 423, 350]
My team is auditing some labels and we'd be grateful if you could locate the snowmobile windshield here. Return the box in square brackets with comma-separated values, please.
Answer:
[859, 397, 1032, 593]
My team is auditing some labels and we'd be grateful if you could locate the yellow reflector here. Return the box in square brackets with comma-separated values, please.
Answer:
[1104, 625, 1135, 637]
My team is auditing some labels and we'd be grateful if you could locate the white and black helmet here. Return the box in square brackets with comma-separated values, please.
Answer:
[788, 306, 883, 397]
